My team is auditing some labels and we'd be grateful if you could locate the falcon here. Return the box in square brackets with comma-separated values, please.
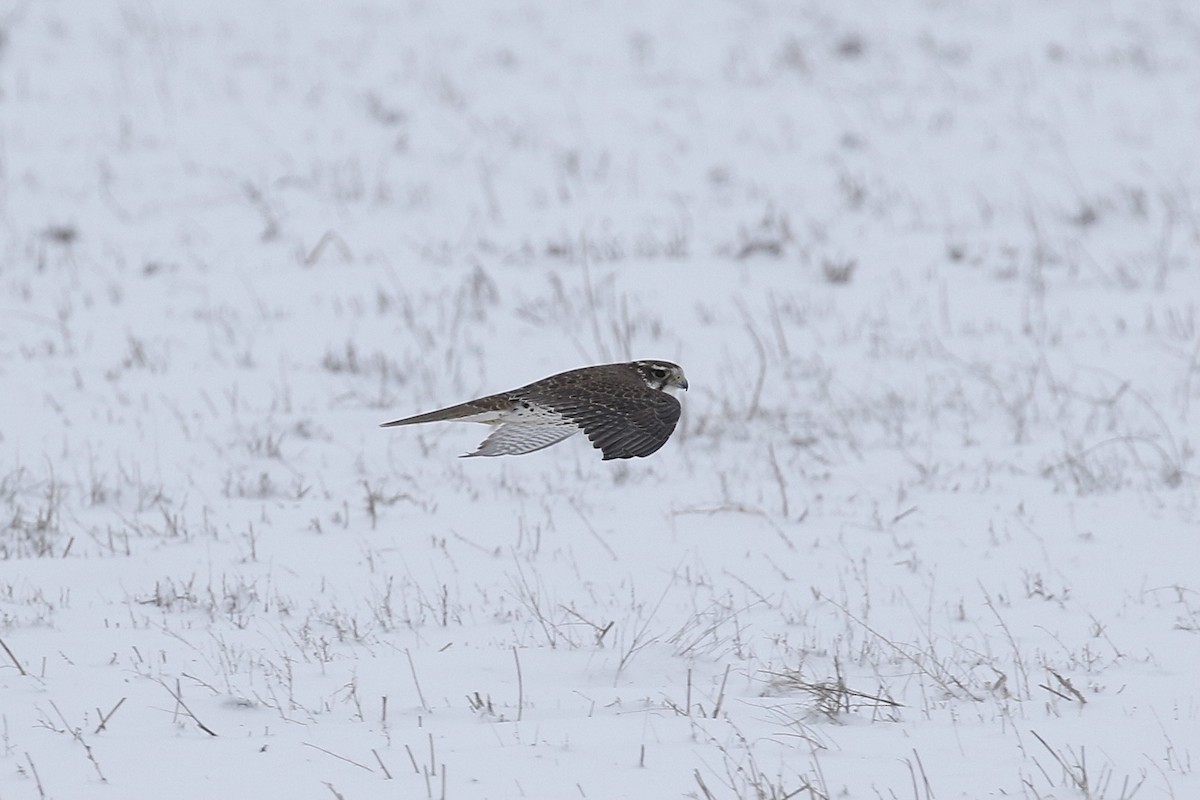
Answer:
[380, 360, 688, 460]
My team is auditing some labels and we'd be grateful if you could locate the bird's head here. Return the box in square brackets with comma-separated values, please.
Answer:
[635, 360, 688, 392]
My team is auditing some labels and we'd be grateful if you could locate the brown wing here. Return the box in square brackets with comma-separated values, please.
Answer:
[520, 366, 682, 460]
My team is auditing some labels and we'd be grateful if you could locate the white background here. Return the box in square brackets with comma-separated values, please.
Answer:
[2, 1, 1199, 797]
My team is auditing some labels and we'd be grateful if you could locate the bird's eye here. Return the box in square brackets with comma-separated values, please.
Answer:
[651, 366, 667, 378]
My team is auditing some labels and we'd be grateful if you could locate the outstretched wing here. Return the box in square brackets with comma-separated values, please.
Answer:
[533, 385, 682, 460]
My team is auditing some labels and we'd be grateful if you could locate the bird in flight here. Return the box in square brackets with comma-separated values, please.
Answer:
[380, 360, 688, 460]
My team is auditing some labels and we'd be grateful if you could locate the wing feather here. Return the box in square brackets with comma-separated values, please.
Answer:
[463, 421, 580, 457]
[531, 383, 681, 460]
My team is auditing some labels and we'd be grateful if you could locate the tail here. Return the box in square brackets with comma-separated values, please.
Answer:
[380, 400, 506, 428]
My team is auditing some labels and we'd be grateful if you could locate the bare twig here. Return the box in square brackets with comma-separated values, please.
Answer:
[980, 583, 1032, 699]
[303, 742, 374, 773]
[94, 697, 127, 734]
[305, 230, 352, 266]
[0, 638, 28, 676]
[512, 646, 524, 722]
[405, 649, 430, 712]
[1045, 669, 1087, 705]
[404, 743, 420, 774]
[712, 665, 731, 719]
[906, 748, 934, 800]
[25, 752, 46, 799]
[767, 444, 791, 521]
[159, 679, 217, 736]
[372, 748, 393, 779]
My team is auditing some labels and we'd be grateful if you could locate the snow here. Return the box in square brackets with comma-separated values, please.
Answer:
[2, 0, 1199, 797]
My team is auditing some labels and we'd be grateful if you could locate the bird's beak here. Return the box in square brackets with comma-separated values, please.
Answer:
[678, 376, 689, 391]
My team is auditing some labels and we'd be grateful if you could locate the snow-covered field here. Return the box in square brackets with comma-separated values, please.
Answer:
[3, 1, 1199, 797]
